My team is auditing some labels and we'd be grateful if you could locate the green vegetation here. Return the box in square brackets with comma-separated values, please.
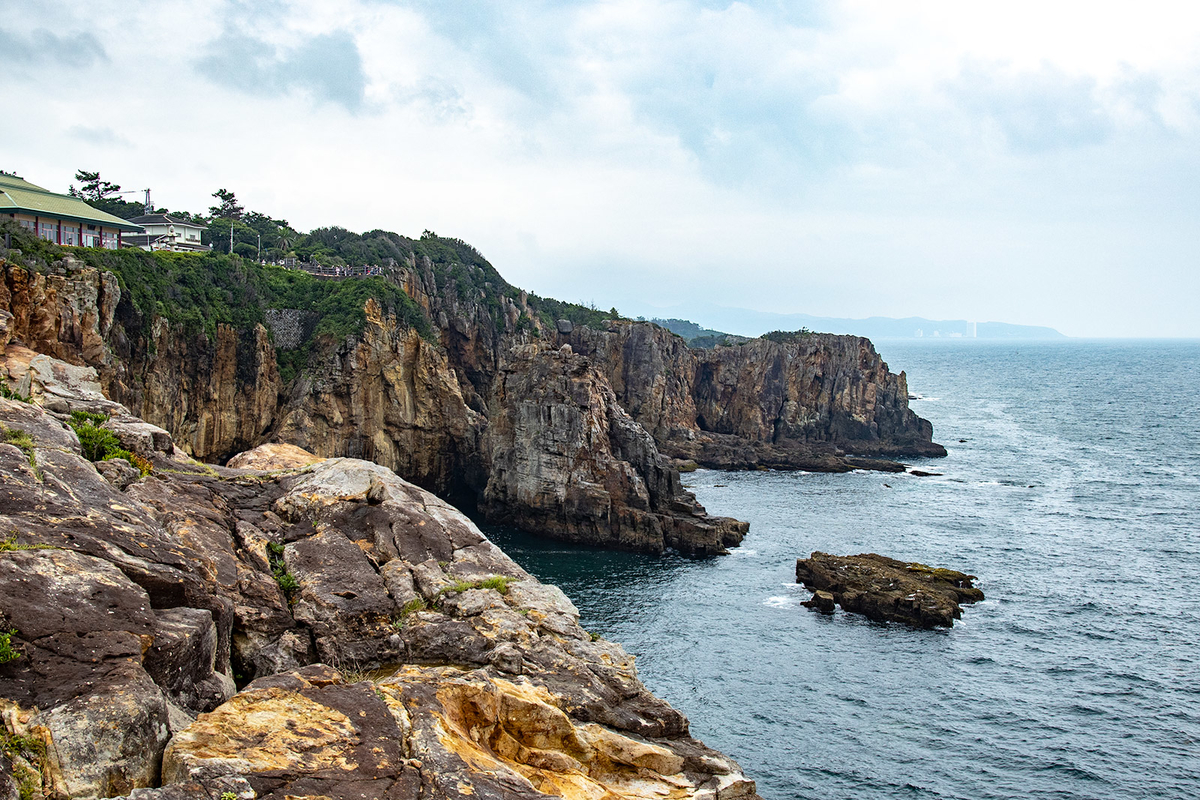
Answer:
[267, 542, 299, 601]
[70, 410, 109, 426]
[62, 412, 151, 475]
[1, 425, 39, 479]
[74, 246, 433, 344]
[220, 793, 238, 800]
[761, 328, 814, 344]
[68, 169, 148, 219]
[0, 727, 45, 800]
[437, 575, 517, 599]
[0, 534, 53, 553]
[0, 378, 31, 403]
[67, 413, 119, 460]
[589, 631, 602, 642]
[0, 629, 19, 663]
[393, 596, 429, 629]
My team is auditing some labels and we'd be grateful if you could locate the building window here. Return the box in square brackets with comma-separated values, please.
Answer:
[61, 226, 79, 246]
[101, 231, 118, 250]
[18, 219, 35, 232]
[38, 221, 57, 242]
[82, 231, 100, 248]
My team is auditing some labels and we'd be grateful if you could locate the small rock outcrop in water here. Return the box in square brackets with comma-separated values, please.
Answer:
[795, 552, 984, 628]
[0, 369, 759, 798]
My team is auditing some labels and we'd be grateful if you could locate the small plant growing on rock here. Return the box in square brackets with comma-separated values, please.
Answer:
[393, 597, 428, 629]
[589, 631, 602, 642]
[266, 542, 299, 602]
[479, 575, 516, 595]
[436, 575, 517, 601]
[0, 533, 52, 553]
[220, 793, 238, 800]
[69, 410, 110, 427]
[102, 448, 153, 477]
[67, 413, 121, 460]
[0, 727, 45, 800]
[0, 378, 31, 403]
[1, 425, 41, 481]
[0, 628, 20, 663]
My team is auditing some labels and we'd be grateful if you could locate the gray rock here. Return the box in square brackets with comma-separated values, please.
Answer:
[285, 530, 398, 666]
[36, 666, 171, 799]
[97, 455, 140, 489]
[145, 607, 233, 714]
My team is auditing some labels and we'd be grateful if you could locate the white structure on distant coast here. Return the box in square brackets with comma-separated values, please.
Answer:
[123, 214, 210, 252]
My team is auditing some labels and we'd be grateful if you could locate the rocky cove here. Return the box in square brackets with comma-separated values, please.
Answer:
[0, 229, 944, 798]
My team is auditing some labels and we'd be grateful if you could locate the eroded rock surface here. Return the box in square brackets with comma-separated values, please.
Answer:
[0, 388, 759, 799]
[570, 321, 945, 471]
[2, 251, 941, 554]
[796, 552, 984, 628]
[482, 344, 747, 555]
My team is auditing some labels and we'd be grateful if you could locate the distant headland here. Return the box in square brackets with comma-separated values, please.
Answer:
[647, 308, 1064, 344]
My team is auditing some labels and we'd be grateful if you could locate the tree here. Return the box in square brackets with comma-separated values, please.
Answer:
[70, 170, 121, 202]
[209, 189, 244, 220]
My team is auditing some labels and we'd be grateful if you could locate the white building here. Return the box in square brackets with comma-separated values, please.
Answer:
[123, 214, 210, 252]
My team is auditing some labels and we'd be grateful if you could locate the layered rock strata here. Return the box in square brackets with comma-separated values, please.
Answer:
[569, 321, 945, 471]
[795, 552, 984, 628]
[0, 376, 759, 798]
[2, 247, 941, 554]
[482, 344, 747, 554]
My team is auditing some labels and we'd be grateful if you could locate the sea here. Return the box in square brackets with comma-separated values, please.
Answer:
[484, 339, 1200, 800]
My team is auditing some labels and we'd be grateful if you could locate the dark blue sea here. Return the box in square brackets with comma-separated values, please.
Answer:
[485, 340, 1200, 800]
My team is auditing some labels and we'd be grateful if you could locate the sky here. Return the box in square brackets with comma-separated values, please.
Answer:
[4, 0, 1200, 337]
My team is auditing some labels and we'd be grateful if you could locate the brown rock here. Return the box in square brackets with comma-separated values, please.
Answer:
[481, 343, 747, 555]
[226, 442, 324, 470]
[1, 391, 761, 799]
[796, 552, 984, 627]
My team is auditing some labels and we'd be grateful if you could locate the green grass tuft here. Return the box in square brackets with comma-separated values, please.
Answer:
[1, 425, 41, 480]
[0, 534, 53, 553]
[436, 575, 518, 600]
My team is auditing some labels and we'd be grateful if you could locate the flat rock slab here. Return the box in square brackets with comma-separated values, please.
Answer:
[796, 552, 984, 628]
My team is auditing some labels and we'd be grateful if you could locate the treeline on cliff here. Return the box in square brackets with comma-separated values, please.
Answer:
[2, 220, 618, 378]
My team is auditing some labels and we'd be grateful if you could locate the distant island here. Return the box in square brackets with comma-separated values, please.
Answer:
[647, 309, 1064, 344]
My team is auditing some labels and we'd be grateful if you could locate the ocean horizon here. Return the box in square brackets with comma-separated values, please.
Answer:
[488, 338, 1200, 799]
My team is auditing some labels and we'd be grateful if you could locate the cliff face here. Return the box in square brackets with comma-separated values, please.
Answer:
[0, 381, 759, 799]
[1, 239, 941, 554]
[482, 343, 747, 555]
[571, 322, 945, 470]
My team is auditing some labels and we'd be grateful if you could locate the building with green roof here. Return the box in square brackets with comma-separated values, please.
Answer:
[1, 172, 144, 249]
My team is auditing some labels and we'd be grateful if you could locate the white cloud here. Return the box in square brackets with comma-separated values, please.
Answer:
[3, 0, 1199, 336]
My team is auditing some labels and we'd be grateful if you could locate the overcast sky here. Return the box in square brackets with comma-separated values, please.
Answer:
[4, 1, 1199, 337]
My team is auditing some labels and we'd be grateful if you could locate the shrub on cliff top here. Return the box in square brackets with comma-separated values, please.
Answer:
[49, 239, 433, 347]
[761, 328, 814, 344]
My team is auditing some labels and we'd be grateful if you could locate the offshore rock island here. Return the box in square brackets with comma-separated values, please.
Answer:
[0, 220, 944, 798]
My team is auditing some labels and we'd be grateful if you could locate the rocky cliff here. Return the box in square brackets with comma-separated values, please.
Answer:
[569, 321, 944, 471]
[0, 228, 941, 554]
[0, 365, 759, 799]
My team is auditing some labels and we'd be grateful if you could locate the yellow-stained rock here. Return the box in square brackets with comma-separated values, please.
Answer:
[227, 442, 325, 471]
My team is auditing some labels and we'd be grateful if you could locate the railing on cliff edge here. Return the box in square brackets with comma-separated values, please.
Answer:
[276, 261, 391, 279]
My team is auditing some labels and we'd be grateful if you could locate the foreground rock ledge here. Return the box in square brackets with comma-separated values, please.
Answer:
[0, 394, 760, 799]
[796, 552, 984, 628]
